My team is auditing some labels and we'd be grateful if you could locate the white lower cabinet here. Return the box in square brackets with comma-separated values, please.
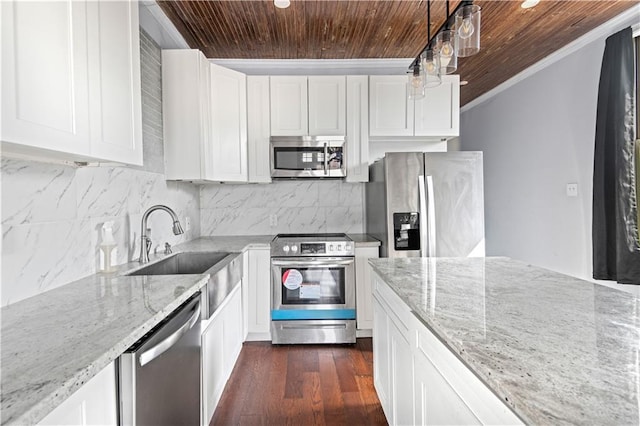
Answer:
[201, 283, 243, 426]
[38, 362, 117, 426]
[372, 273, 413, 426]
[243, 247, 271, 341]
[372, 271, 522, 426]
[355, 246, 378, 332]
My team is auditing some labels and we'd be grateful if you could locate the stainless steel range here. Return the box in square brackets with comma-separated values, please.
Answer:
[271, 233, 356, 344]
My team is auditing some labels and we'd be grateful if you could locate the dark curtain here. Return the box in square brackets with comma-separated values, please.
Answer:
[593, 27, 640, 284]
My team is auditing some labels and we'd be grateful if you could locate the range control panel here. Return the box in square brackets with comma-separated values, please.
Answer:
[271, 240, 354, 257]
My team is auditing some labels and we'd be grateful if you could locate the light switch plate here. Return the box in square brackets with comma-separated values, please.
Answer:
[566, 183, 578, 197]
[269, 214, 278, 227]
[185, 217, 191, 231]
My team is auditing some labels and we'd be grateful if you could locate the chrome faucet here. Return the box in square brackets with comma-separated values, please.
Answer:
[139, 205, 184, 263]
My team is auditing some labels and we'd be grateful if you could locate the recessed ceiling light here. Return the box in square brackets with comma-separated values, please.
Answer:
[521, 0, 540, 9]
[274, 0, 290, 9]
[460, 80, 469, 86]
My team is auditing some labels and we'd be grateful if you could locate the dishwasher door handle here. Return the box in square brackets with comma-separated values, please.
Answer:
[139, 302, 201, 367]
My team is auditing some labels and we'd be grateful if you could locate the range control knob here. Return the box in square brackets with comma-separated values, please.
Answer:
[329, 244, 334, 251]
[337, 244, 343, 251]
[291, 245, 298, 253]
[345, 244, 352, 251]
[283, 245, 290, 253]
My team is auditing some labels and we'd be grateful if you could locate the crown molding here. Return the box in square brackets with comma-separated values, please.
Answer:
[461, 4, 640, 113]
[139, 1, 189, 49]
[209, 58, 414, 76]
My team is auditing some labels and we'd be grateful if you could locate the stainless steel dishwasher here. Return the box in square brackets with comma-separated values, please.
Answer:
[118, 292, 202, 426]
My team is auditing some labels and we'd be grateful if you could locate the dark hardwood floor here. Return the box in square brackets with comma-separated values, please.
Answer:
[211, 338, 388, 426]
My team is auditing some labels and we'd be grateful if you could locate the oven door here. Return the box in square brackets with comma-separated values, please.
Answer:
[270, 137, 346, 178]
[271, 257, 355, 320]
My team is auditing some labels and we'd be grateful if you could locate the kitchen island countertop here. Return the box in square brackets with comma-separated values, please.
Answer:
[369, 256, 640, 425]
[0, 235, 271, 425]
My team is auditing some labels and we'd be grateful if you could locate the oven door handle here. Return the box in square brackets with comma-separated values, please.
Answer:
[272, 259, 354, 267]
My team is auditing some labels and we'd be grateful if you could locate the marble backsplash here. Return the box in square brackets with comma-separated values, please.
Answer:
[1, 158, 201, 306]
[200, 180, 365, 235]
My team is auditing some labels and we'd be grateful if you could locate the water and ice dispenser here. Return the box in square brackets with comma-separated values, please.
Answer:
[393, 212, 421, 251]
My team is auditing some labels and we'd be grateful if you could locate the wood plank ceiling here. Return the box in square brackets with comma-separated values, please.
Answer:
[158, 0, 639, 106]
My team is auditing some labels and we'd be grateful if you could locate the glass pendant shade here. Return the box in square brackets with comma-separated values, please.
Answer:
[421, 49, 441, 88]
[455, 4, 481, 57]
[407, 66, 426, 100]
[435, 29, 457, 75]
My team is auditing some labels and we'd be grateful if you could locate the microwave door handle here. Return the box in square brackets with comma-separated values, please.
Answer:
[418, 175, 428, 257]
[324, 142, 329, 176]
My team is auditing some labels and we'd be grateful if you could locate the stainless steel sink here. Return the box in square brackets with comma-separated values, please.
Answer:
[126, 251, 243, 319]
[127, 252, 230, 276]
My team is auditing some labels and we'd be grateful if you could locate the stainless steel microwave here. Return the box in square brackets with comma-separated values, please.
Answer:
[270, 136, 346, 179]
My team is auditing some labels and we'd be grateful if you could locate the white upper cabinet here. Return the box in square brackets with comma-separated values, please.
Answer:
[162, 49, 211, 181]
[86, 0, 143, 165]
[270, 76, 308, 136]
[369, 75, 459, 139]
[1, 1, 91, 157]
[414, 75, 460, 137]
[163, 50, 248, 182]
[369, 76, 414, 137]
[210, 64, 248, 182]
[308, 76, 346, 135]
[247, 76, 271, 183]
[346, 76, 370, 183]
[1, 0, 142, 166]
[270, 76, 346, 136]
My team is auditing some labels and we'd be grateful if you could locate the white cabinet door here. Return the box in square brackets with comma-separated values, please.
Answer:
[390, 320, 414, 426]
[247, 76, 272, 183]
[369, 76, 413, 137]
[162, 49, 210, 181]
[38, 362, 117, 426]
[373, 296, 392, 421]
[1, 0, 91, 157]
[202, 309, 225, 426]
[222, 285, 243, 375]
[210, 64, 248, 182]
[308, 76, 346, 136]
[413, 351, 481, 426]
[86, 0, 142, 166]
[355, 246, 378, 330]
[270, 76, 308, 136]
[346, 76, 370, 183]
[245, 248, 272, 340]
[414, 75, 460, 138]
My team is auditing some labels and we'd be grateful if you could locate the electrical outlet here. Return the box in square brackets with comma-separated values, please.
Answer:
[566, 183, 578, 198]
[185, 217, 191, 231]
[269, 214, 278, 227]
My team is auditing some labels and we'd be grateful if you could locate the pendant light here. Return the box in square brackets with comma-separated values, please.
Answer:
[407, 63, 426, 100]
[455, 3, 481, 57]
[435, 0, 457, 75]
[421, 0, 441, 88]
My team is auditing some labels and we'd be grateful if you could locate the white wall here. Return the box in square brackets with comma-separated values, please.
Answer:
[459, 12, 639, 294]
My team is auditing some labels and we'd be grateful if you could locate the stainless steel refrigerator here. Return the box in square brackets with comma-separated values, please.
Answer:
[366, 152, 485, 258]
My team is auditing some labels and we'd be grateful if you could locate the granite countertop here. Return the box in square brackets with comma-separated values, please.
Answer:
[0, 235, 272, 425]
[347, 233, 381, 247]
[369, 257, 640, 425]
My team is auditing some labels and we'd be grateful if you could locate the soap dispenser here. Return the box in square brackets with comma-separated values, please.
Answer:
[100, 221, 118, 272]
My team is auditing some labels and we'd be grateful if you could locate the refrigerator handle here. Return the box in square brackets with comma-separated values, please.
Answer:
[426, 175, 437, 257]
[418, 175, 428, 257]
[323, 142, 329, 176]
